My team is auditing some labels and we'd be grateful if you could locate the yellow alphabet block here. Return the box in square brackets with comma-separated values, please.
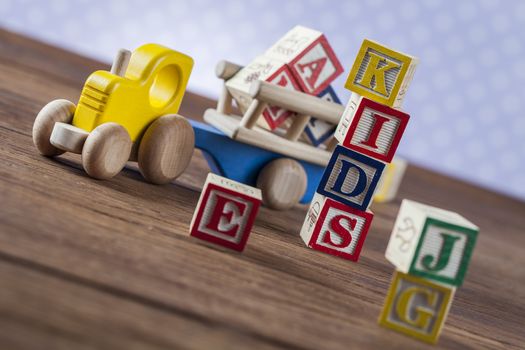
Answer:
[374, 157, 407, 203]
[345, 40, 418, 108]
[378, 271, 455, 344]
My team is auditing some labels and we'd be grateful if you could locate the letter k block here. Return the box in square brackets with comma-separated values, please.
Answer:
[300, 193, 374, 261]
[190, 173, 262, 252]
[317, 146, 385, 211]
[379, 271, 455, 344]
[345, 39, 419, 108]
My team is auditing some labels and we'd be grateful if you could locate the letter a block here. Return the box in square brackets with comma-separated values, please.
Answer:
[300, 193, 373, 261]
[379, 271, 455, 344]
[225, 55, 301, 130]
[334, 93, 410, 163]
[190, 173, 262, 252]
[385, 199, 479, 286]
[345, 39, 419, 108]
[265, 25, 344, 95]
[317, 145, 385, 211]
[304, 85, 341, 146]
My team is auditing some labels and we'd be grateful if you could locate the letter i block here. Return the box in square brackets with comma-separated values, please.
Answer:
[225, 55, 301, 130]
[345, 39, 419, 108]
[265, 25, 344, 95]
[334, 93, 410, 163]
[385, 199, 479, 286]
[300, 193, 373, 261]
[317, 145, 385, 211]
[379, 271, 455, 344]
[190, 173, 262, 252]
[304, 85, 341, 146]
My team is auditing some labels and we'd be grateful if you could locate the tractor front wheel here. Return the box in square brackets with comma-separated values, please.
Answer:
[32, 99, 76, 156]
[81, 123, 132, 180]
[138, 114, 195, 184]
[257, 158, 307, 210]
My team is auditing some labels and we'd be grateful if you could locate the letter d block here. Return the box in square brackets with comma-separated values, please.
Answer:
[345, 39, 418, 108]
[190, 173, 262, 252]
[317, 145, 385, 211]
[385, 199, 479, 286]
[379, 271, 455, 344]
[300, 193, 373, 261]
[334, 94, 410, 163]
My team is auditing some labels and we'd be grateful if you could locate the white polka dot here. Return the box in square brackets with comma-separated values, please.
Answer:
[434, 12, 454, 32]
[492, 13, 510, 33]
[502, 36, 521, 55]
[479, 48, 498, 67]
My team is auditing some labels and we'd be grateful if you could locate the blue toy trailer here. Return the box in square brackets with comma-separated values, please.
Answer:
[190, 60, 345, 210]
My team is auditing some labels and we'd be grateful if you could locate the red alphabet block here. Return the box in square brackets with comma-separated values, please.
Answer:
[190, 173, 262, 252]
[300, 193, 374, 261]
[265, 25, 344, 95]
[334, 94, 410, 163]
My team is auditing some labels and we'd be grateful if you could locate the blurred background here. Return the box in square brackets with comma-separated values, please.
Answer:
[1, 0, 524, 200]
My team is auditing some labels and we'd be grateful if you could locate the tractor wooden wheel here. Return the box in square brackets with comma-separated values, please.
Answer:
[81, 123, 132, 180]
[32, 99, 76, 156]
[257, 158, 307, 210]
[138, 114, 195, 184]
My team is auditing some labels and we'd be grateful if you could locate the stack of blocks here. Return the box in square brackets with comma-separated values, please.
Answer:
[300, 39, 417, 262]
[380, 199, 479, 343]
[226, 25, 344, 143]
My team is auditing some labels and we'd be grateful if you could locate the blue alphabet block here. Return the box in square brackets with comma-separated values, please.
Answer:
[304, 86, 341, 146]
[317, 145, 385, 211]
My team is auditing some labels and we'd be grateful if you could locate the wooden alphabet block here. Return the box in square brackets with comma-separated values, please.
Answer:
[379, 271, 455, 344]
[317, 145, 385, 211]
[225, 55, 301, 130]
[300, 193, 373, 261]
[303, 85, 341, 147]
[385, 199, 479, 286]
[373, 157, 407, 203]
[265, 25, 344, 95]
[190, 173, 262, 252]
[334, 93, 410, 163]
[345, 39, 419, 108]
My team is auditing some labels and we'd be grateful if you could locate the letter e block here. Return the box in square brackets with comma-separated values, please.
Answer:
[345, 39, 419, 108]
[317, 145, 385, 211]
[265, 25, 344, 95]
[300, 193, 373, 261]
[379, 271, 455, 344]
[385, 199, 479, 286]
[304, 85, 341, 146]
[190, 173, 262, 252]
[225, 56, 301, 130]
[334, 94, 410, 163]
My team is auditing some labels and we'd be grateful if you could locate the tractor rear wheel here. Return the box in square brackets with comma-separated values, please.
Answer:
[82, 123, 132, 180]
[32, 99, 76, 156]
[138, 114, 195, 184]
[257, 158, 307, 210]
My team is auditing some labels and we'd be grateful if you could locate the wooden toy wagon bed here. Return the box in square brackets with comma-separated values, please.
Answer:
[191, 60, 345, 209]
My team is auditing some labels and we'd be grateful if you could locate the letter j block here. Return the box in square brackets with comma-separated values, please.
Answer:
[345, 39, 419, 108]
[385, 199, 479, 286]
[379, 271, 455, 344]
[190, 173, 262, 252]
[317, 145, 385, 211]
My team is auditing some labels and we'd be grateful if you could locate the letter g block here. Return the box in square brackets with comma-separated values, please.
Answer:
[190, 173, 262, 252]
[300, 193, 374, 261]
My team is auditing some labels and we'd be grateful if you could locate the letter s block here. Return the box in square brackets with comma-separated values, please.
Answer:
[379, 271, 455, 344]
[385, 199, 479, 286]
[334, 93, 410, 163]
[345, 39, 418, 108]
[190, 173, 262, 252]
[317, 145, 385, 211]
[300, 193, 373, 261]
[265, 25, 344, 95]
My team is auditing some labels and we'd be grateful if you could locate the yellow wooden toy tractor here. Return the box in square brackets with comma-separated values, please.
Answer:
[32, 44, 195, 184]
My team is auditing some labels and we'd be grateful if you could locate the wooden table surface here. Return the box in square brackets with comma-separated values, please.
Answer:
[1, 29, 524, 350]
